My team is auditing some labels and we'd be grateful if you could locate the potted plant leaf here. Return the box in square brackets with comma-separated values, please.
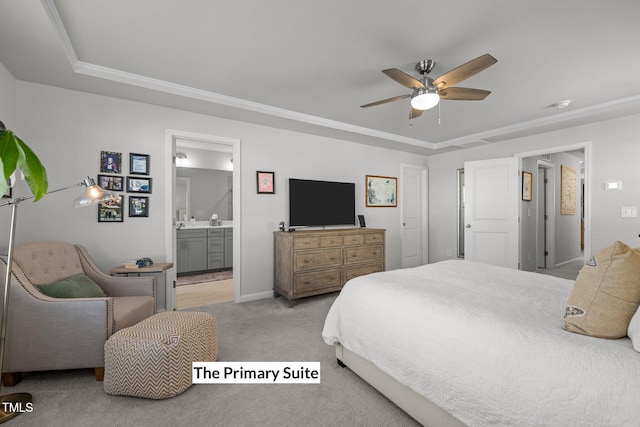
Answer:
[0, 121, 48, 199]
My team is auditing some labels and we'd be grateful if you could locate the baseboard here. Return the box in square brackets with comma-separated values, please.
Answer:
[238, 290, 273, 303]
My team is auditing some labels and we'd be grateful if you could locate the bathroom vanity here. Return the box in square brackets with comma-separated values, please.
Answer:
[177, 223, 233, 275]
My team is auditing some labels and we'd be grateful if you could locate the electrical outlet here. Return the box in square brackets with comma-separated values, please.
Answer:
[621, 207, 638, 218]
[446, 249, 452, 257]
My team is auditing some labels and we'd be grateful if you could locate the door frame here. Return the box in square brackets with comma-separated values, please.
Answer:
[165, 129, 242, 309]
[536, 160, 555, 269]
[515, 141, 592, 262]
[400, 164, 428, 267]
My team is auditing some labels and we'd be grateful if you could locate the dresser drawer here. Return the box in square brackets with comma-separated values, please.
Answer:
[294, 248, 342, 272]
[294, 269, 342, 293]
[365, 232, 385, 244]
[344, 263, 383, 282]
[344, 245, 384, 264]
[343, 234, 365, 246]
[319, 235, 343, 247]
[293, 236, 319, 250]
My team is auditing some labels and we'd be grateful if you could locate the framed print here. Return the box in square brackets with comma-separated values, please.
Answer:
[98, 174, 124, 192]
[257, 171, 275, 194]
[129, 196, 149, 217]
[366, 175, 397, 207]
[522, 171, 533, 201]
[127, 176, 152, 193]
[100, 151, 122, 174]
[561, 165, 577, 215]
[98, 197, 123, 222]
[130, 153, 150, 175]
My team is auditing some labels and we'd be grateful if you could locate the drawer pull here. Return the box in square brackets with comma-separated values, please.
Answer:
[351, 254, 358, 258]
[329, 257, 335, 261]
[303, 281, 310, 285]
[304, 259, 310, 263]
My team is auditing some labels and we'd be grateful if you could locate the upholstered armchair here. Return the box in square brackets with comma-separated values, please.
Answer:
[0, 241, 156, 386]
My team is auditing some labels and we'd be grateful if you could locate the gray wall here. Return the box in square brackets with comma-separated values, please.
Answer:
[0, 67, 428, 302]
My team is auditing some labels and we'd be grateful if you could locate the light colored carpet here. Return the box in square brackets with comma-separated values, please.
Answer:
[4, 294, 419, 427]
[537, 258, 584, 281]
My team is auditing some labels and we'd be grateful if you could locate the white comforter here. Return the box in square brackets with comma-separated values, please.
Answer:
[322, 260, 640, 427]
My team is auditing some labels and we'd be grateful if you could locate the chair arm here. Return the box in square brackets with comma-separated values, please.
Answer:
[3, 273, 114, 373]
[75, 245, 157, 298]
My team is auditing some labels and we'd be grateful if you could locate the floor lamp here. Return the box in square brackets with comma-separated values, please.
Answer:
[0, 176, 119, 423]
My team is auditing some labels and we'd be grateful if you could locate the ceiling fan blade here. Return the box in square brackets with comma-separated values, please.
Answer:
[410, 108, 424, 119]
[382, 68, 425, 90]
[432, 54, 497, 90]
[360, 94, 410, 108]
[438, 87, 491, 100]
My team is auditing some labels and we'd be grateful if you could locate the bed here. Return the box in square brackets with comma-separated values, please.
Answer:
[322, 259, 640, 427]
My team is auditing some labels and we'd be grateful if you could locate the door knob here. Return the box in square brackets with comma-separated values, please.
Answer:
[466, 224, 472, 228]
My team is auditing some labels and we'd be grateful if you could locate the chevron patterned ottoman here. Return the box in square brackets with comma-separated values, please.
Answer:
[103, 311, 218, 399]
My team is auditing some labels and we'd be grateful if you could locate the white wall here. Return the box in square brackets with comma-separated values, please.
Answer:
[428, 113, 640, 265]
[9, 80, 428, 301]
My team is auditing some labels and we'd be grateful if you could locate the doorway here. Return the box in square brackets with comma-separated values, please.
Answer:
[164, 130, 241, 310]
[518, 143, 589, 273]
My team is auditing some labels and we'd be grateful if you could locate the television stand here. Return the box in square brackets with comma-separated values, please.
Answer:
[273, 228, 385, 307]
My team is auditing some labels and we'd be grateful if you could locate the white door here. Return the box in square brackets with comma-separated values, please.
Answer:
[401, 164, 428, 267]
[464, 157, 518, 268]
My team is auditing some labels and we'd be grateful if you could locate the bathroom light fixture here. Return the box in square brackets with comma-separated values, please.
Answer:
[176, 152, 188, 159]
[554, 100, 572, 109]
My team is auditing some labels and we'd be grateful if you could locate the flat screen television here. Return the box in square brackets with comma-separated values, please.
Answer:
[289, 178, 356, 227]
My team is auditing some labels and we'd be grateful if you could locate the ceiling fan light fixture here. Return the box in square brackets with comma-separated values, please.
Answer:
[411, 88, 440, 110]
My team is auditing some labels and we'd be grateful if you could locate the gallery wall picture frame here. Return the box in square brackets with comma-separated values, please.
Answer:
[366, 175, 397, 207]
[257, 171, 275, 194]
[129, 196, 149, 217]
[98, 174, 124, 192]
[560, 165, 577, 215]
[130, 153, 150, 175]
[98, 197, 123, 222]
[126, 176, 152, 193]
[100, 151, 122, 174]
[522, 171, 533, 201]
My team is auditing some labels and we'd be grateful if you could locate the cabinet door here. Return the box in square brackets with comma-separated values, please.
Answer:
[180, 237, 207, 273]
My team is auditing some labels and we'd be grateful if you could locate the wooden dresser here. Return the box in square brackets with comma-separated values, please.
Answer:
[274, 228, 385, 307]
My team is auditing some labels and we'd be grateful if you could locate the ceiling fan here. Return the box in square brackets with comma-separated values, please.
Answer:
[360, 54, 497, 119]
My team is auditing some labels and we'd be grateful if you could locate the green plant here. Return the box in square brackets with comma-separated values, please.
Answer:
[0, 130, 48, 200]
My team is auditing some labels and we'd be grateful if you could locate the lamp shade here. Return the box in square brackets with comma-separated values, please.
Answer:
[73, 177, 120, 208]
[410, 88, 440, 110]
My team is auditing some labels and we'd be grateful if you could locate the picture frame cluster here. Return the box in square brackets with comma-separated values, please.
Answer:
[98, 151, 152, 222]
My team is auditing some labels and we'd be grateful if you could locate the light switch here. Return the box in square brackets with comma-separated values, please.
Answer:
[621, 207, 637, 217]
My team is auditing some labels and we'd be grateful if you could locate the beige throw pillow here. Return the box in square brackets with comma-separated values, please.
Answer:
[564, 241, 640, 338]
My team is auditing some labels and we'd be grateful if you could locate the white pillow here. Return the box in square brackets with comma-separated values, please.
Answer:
[629, 307, 640, 352]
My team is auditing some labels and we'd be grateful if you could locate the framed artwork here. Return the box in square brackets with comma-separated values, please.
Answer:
[98, 197, 123, 222]
[561, 165, 577, 215]
[98, 174, 124, 192]
[100, 151, 122, 174]
[366, 175, 397, 207]
[522, 171, 533, 201]
[127, 176, 152, 193]
[129, 196, 149, 217]
[257, 171, 275, 194]
[130, 153, 150, 175]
